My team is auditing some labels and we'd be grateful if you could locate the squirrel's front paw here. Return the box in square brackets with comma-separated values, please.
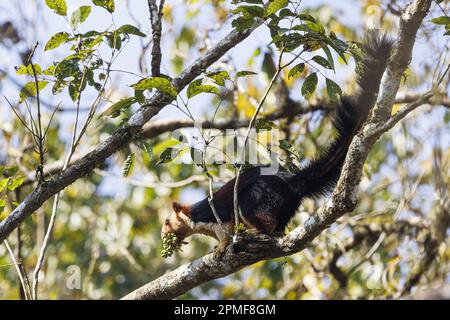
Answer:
[212, 244, 227, 259]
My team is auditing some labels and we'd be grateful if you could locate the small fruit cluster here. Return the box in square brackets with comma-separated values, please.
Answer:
[161, 232, 183, 258]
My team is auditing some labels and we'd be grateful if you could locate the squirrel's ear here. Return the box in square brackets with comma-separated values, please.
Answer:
[181, 205, 191, 217]
[172, 201, 182, 212]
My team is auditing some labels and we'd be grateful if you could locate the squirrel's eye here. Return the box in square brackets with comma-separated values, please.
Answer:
[165, 219, 169, 225]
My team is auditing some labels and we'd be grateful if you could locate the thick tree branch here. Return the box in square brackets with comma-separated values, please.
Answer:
[148, 0, 164, 76]
[0, 20, 264, 243]
[122, 0, 432, 300]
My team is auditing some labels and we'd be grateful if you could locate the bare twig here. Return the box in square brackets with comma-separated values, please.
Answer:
[4, 240, 31, 300]
[233, 50, 285, 239]
[94, 169, 205, 188]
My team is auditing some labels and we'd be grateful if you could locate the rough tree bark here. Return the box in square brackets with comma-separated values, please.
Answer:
[122, 0, 433, 300]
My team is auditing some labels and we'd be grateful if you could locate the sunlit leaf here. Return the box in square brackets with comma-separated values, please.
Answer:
[431, 16, 450, 25]
[70, 6, 92, 29]
[101, 97, 136, 117]
[19, 81, 48, 103]
[7, 176, 24, 191]
[288, 63, 305, 79]
[206, 71, 230, 86]
[265, 0, 288, 16]
[45, 32, 70, 51]
[45, 0, 67, 16]
[131, 77, 177, 98]
[92, 0, 115, 13]
[187, 79, 221, 98]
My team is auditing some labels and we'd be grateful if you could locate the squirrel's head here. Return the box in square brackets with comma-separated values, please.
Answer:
[161, 201, 193, 241]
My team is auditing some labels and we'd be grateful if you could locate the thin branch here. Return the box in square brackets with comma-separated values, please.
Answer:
[94, 169, 205, 188]
[233, 50, 285, 239]
[4, 240, 31, 300]
[27, 43, 45, 184]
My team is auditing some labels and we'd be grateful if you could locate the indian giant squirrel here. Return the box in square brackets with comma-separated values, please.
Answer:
[161, 31, 394, 257]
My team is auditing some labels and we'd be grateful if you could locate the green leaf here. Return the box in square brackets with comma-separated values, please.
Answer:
[116, 24, 146, 37]
[54, 59, 80, 79]
[232, 5, 265, 18]
[232, 0, 263, 3]
[45, 32, 70, 51]
[279, 8, 295, 17]
[122, 153, 135, 177]
[15, 65, 28, 75]
[0, 179, 9, 192]
[206, 71, 230, 86]
[137, 142, 153, 165]
[326, 78, 342, 102]
[312, 55, 332, 69]
[231, 17, 255, 31]
[301, 73, 318, 98]
[107, 31, 122, 50]
[279, 139, 301, 160]
[131, 77, 177, 98]
[255, 119, 274, 131]
[321, 43, 335, 70]
[444, 111, 450, 124]
[52, 79, 68, 95]
[326, 37, 348, 63]
[45, 0, 67, 16]
[431, 16, 450, 25]
[279, 139, 292, 151]
[101, 97, 136, 117]
[0, 199, 5, 214]
[43, 65, 56, 75]
[84, 33, 105, 48]
[14, 64, 41, 76]
[70, 6, 92, 29]
[28, 64, 42, 75]
[20, 81, 48, 103]
[298, 13, 316, 22]
[186, 79, 221, 98]
[265, 0, 288, 16]
[236, 70, 257, 77]
[288, 63, 305, 79]
[92, 0, 115, 13]
[7, 176, 24, 191]
[68, 83, 79, 102]
[306, 22, 325, 34]
[157, 148, 178, 165]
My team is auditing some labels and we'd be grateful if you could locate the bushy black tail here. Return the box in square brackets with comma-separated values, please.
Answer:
[291, 30, 394, 198]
